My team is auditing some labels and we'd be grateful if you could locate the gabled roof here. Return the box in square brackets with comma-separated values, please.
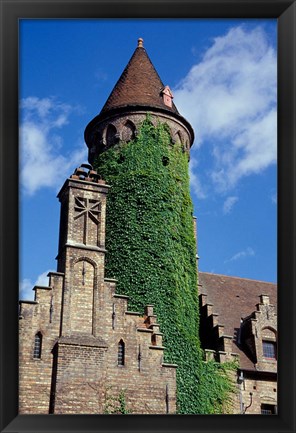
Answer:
[100, 38, 179, 115]
[199, 272, 277, 370]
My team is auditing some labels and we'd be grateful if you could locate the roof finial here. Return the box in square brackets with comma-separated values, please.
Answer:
[138, 38, 144, 48]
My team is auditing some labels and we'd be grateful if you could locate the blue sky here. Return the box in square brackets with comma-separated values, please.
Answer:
[19, 19, 277, 300]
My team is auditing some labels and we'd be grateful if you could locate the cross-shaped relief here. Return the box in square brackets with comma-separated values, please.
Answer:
[74, 197, 101, 245]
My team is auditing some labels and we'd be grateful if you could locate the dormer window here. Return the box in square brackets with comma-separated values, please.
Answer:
[262, 340, 277, 360]
[161, 85, 173, 108]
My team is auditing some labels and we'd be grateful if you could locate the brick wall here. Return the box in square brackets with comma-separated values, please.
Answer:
[199, 287, 277, 415]
[238, 373, 277, 414]
[19, 167, 177, 414]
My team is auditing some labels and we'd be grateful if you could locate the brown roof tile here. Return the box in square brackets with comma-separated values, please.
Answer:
[199, 272, 277, 370]
[100, 39, 179, 115]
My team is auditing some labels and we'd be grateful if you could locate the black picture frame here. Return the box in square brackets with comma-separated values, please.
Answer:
[0, 1, 295, 432]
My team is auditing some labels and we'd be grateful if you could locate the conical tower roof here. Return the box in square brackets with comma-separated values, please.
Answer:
[85, 38, 194, 159]
[100, 38, 179, 115]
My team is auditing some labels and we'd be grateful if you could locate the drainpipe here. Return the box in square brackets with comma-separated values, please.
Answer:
[243, 392, 253, 414]
[237, 371, 244, 414]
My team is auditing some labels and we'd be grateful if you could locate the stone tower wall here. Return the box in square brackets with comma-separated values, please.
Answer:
[87, 110, 192, 164]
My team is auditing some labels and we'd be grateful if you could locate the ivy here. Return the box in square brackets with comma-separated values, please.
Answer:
[95, 119, 237, 414]
[104, 389, 131, 414]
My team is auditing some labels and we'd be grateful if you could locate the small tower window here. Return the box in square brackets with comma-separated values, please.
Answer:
[106, 124, 118, 146]
[118, 339, 125, 366]
[176, 131, 183, 144]
[122, 120, 135, 142]
[33, 332, 42, 359]
[162, 156, 169, 166]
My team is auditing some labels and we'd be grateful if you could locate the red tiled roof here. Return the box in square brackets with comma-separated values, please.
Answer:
[100, 39, 179, 115]
[199, 272, 277, 370]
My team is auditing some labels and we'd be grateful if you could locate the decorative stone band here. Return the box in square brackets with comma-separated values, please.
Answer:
[84, 106, 194, 163]
[57, 334, 108, 348]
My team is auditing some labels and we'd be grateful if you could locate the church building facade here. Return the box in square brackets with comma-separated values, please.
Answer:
[19, 163, 177, 414]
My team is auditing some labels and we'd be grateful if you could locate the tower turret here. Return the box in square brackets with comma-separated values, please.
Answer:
[56, 164, 109, 337]
[86, 39, 202, 414]
[84, 38, 194, 164]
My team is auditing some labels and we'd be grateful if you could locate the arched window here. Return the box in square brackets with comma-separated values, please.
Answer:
[176, 131, 183, 144]
[33, 332, 42, 359]
[106, 124, 118, 146]
[118, 339, 125, 366]
[122, 120, 135, 142]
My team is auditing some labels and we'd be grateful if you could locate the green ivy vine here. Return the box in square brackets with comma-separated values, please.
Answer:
[104, 389, 131, 414]
[94, 118, 237, 414]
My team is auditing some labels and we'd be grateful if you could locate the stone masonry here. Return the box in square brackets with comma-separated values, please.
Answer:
[19, 164, 177, 414]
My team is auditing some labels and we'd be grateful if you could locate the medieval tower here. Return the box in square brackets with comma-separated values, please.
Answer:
[19, 38, 196, 414]
[19, 38, 277, 415]
[84, 37, 205, 414]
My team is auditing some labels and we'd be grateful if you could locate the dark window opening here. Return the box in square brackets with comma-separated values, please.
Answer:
[118, 154, 125, 164]
[33, 332, 42, 359]
[162, 156, 169, 166]
[118, 340, 125, 366]
[261, 404, 277, 415]
[262, 340, 277, 359]
[106, 124, 118, 146]
[122, 120, 135, 142]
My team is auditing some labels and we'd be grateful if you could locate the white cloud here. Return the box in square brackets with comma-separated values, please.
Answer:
[20, 97, 87, 196]
[225, 247, 255, 263]
[19, 278, 34, 301]
[35, 270, 52, 287]
[174, 25, 277, 193]
[271, 192, 277, 204]
[189, 157, 206, 199]
[223, 196, 238, 214]
[19, 270, 53, 301]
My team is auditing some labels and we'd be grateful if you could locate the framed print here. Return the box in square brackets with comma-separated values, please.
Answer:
[0, 1, 295, 432]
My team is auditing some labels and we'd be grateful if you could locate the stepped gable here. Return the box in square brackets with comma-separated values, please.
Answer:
[199, 272, 277, 337]
[199, 272, 277, 370]
[100, 38, 179, 115]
